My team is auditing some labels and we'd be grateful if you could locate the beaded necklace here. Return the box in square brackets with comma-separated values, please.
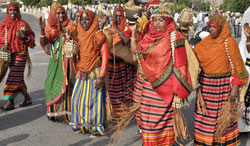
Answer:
[51, 35, 64, 62]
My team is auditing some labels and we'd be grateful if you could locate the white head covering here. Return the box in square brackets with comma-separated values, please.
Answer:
[239, 7, 250, 63]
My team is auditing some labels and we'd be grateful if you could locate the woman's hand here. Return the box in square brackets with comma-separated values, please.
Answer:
[65, 27, 71, 40]
[39, 16, 46, 32]
[95, 76, 104, 90]
[128, 23, 137, 33]
[229, 85, 239, 100]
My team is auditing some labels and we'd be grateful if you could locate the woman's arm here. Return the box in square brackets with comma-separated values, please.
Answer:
[39, 16, 50, 54]
[129, 24, 138, 54]
[114, 25, 130, 45]
[95, 42, 109, 90]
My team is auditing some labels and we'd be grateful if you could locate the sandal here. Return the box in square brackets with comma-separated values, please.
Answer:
[1, 105, 15, 111]
[19, 100, 32, 107]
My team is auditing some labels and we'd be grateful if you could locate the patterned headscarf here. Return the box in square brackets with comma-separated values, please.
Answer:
[208, 15, 226, 37]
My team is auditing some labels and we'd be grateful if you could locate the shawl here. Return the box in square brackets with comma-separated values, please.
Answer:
[112, 7, 126, 45]
[45, 3, 71, 43]
[137, 16, 192, 105]
[0, 3, 35, 53]
[194, 15, 248, 84]
[76, 10, 106, 73]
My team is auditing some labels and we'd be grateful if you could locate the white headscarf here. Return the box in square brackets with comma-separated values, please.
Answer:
[239, 7, 250, 63]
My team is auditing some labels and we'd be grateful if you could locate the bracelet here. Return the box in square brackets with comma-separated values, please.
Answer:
[40, 35, 46, 38]
[130, 37, 137, 41]
[98, 76, 104, 80]
[246, 42, 250, 46]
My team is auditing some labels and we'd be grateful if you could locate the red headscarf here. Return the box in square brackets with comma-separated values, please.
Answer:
[0, 3, 35, 53]
[45, 2, 70, 42]
[139, 16, 175, 52]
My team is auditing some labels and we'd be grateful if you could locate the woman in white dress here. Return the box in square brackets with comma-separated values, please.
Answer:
[239, 6, 250, 133]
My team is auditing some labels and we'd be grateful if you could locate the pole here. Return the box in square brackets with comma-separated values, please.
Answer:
[173, 0, 177, 15]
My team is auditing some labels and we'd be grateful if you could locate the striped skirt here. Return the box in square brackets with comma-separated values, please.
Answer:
[3, 54, 27, 100]
[108, 60, 136, 115]
[71, 68, 106, 135]
[194, 72, 240, 146]
[133, 72, 175, 146]
[47, 88, 72, 123]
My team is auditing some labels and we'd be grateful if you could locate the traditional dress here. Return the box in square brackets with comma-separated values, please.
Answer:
[239, 7, 250, 133]
[108, 7, 137, 115]
[194, 15, 248, 146]
[133, 5, 192, 146]
[41, 3, 77, 123]
[0, 4, 35, 100]
[71, 10, 109, 135]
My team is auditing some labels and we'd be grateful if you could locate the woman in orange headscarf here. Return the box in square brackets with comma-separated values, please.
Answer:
[194, 15, 248, 146]
[108, 7, 137, 117]
[70, 10, 109, 137]
[0, 3, 35, 111]
[39, 2, 77, 123]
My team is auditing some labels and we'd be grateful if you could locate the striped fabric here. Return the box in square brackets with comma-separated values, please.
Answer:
[194, 72, 240, 146]
[71, 68, 106, 135]
[3, 54, 27, 100]
[133, 70, 175, 146]
[45, 36, 73, 123]
[108, 60, 136, 116]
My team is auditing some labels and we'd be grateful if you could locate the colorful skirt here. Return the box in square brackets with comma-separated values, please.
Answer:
[133, 72, 175, 146]
[194, 72, 240, 146]
[71, 68, 106, 135]
[108, 59, 136, 115]
[3, 54, 27, 100]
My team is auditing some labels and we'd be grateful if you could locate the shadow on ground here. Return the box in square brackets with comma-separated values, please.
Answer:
[0, 90, 46, 131]
[0, 134, 29, 146]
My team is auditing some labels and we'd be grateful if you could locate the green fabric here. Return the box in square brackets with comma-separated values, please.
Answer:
[2, 93, 22, 100]
[45, 35, 64, 103]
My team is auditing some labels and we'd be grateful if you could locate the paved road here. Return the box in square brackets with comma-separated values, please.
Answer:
[0, 12, 249, 146]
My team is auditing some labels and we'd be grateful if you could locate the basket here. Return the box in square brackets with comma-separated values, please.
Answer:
[62, 39, 79, 58]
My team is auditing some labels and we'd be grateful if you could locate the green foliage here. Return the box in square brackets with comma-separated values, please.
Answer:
[38, 0, 52, 7]
[21, 0, 40, 6]
[177, 3, 186, 12]
[58, 0, 69, 5]
[220, 0, 250, 13]
[70, 0, 91, 5]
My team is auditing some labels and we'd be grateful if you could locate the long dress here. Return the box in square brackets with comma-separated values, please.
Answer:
[193, 17, 248, 145]
[70, 10, 109, 135]
[44, 34, 74, 123]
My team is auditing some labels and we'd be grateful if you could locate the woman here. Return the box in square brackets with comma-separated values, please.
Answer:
[130, 3, 192, 146]
[239, 7, 250, 133]
[39, 2, 77, 123]
[108, 7, 137, 116]
[0, 3, 35, 111]
[70, 10, 109, 137]
[194, 15, 248, 145]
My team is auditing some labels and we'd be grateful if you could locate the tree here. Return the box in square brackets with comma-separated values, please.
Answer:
[21, 0, 40, 6]
[58, 0, 69, 5]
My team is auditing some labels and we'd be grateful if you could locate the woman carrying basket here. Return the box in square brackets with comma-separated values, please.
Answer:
[39, 1, 77, 123]
[0, 3, 35, 111]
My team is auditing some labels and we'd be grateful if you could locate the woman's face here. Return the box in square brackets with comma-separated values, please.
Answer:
[74, 12, 81, 23]
[81, 13, 90, 30]
[209, 23, 218, 38]
[56, 8, 66, 23]
[153, 16, 166, 31]
[8, 7, 17, 19]
[115, 11, 123, 25]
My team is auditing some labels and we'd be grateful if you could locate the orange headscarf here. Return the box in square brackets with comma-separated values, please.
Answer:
[194, 15, 248, 83]
[112, 7, 126, 45]
[76, 10, 105, 73]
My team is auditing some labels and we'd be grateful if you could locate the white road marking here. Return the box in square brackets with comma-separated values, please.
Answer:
[29, 51, 45, 55]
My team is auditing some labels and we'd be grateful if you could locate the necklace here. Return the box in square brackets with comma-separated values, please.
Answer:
[51, 35, 64, 62]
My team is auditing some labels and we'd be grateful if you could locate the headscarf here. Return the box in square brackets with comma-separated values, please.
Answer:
[45, 2, 70, 42]
[194, 15, 248, 83]
[76, 10, 105, 73]
[137, 4, 191, 105]
[0, 3, 35, 53]
[112, 7, 126, 45]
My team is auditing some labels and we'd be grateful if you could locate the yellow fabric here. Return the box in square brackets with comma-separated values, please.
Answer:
[137, 15, 148, 33]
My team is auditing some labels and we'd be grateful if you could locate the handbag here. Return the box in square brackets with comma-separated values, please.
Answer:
[0, 28, 11, 83]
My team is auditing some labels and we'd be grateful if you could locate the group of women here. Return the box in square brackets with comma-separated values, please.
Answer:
[1, 1, 250, 146]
